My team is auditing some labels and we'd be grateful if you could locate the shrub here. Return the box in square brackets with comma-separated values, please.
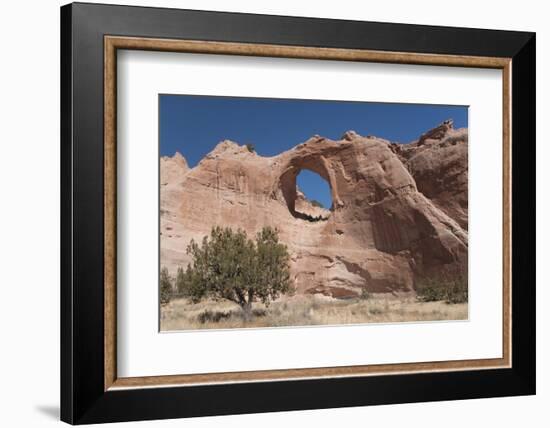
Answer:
[175, 266, 186, 296]
[445, 281, 469, 304]
[416, 273, 468, 304]
[160, 267, 173, 305]
[359, 288, 371, 300]
[252, 308, 267, 317]
[182, 226, 291, 319]
[368, 307, 384, 315]
[198, 310, 232, 324]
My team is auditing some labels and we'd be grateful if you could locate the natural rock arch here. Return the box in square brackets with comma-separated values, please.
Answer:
[278, 137, 346, 221]
[161, 124, 469, 297]
[280, 164, 333, 221]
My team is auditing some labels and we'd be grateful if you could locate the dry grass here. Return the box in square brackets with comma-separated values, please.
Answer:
[160, 294, 467, 331]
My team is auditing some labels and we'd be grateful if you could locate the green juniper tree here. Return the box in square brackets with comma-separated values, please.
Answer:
[160, 266, 173, 305]
[181, 226, 291, 319]
[175, 266, 186, 296]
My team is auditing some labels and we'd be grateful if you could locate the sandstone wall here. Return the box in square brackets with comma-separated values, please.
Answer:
[160, 122, 468, 297]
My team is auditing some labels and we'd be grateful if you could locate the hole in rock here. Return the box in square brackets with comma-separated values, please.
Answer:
[294, 170, 332, 222]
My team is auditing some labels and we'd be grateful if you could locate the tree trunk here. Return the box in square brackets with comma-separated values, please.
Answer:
[242, 301, 252, 321]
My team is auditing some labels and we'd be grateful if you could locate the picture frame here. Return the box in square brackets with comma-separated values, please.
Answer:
[60, 2, 535, 424]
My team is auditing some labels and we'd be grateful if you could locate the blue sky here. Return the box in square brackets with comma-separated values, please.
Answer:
[160, 95, 467, 208]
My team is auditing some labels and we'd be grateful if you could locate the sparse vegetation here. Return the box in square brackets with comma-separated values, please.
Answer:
[360, 288, 371, 300]
[160, 294, 468, 330]
[179, 226, 291, 319]
[197, 308, 267, 324]
[160, 267, 173, 305]
[175, 266, 186, 295]
[415, 273, 468, 304]
[198, 309, 232, 324]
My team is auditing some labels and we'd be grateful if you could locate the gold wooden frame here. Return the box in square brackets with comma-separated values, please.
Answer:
[104, 36, 512, 391]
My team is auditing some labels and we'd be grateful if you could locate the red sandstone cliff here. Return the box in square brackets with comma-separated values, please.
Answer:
[160, 121, 468, 297]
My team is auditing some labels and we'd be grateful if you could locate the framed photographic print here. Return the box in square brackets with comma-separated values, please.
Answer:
[60, 2, 536, 424]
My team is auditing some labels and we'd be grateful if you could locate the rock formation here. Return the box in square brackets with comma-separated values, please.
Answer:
[160, 121, 468, 297]
[398, 121, 469, 230]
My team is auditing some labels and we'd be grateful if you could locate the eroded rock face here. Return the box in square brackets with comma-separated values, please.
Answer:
[398, 123, 469, 230]
[160, 122, 468, 297]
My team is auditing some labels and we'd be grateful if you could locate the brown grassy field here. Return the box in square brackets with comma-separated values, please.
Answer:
[160, 294, 468, 331]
